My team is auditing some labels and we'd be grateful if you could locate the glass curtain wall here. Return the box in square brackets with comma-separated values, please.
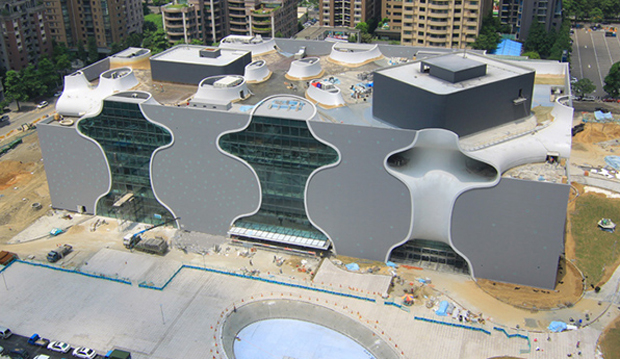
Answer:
[220, 116, 338, 244]
[78, 99, 176, 225]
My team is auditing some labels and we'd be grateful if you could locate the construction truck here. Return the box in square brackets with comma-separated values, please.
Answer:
[123, 218, 178, 251]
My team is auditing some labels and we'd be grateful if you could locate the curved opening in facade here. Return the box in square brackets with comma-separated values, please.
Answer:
[221, 300, 399, 359]
[247, 59, 265, 68]
[389, 239, 470, 274]
[77, 98, 176, 226]
[387, 146, 497, 183]
[101, 67, 132, 80]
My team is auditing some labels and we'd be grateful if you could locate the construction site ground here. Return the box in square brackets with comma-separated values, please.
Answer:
[2, 110, 620, 358]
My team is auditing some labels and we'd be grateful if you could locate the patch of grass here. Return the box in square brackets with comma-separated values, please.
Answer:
[570, 194, 620, 287]
[600, 316, 620, 359]
[144, 14, 163, 31]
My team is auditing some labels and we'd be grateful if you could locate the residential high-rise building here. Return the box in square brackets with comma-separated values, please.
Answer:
[498, 0, 562, 40]
[320, 0, 381, 28]
[380, 0, 493, 48]
[0, 0, 53, 71]
[161, 0, 229, 45]
[45, 0, 143, 48]
[228, 0, 297, 38]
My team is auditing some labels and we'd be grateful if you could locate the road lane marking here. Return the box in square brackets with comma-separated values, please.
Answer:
[590, 31, 606, 93]
[574, 32, 584, 78]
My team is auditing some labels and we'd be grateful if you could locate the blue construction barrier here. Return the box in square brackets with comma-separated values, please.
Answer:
[13, 260, 132, 285]
[414, 316, 491, 335]
[0, 259, 16, 274]
[493, 326, 531, 354]
[139, 264, 376, 302]
[493, 326, 529, 340]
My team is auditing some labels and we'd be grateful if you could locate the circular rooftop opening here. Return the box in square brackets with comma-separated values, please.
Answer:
[220, 300, 400, 359]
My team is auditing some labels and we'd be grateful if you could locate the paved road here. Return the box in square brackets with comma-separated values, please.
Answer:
[572, 27, 620, 97]
[0, 101, 57, 143]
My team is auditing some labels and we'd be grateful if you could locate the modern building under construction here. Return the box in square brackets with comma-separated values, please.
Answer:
[38, 38, 574, 289]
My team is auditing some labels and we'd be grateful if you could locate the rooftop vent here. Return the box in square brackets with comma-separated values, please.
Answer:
[200, 47, 221, 58]
[420, 54, 487, 83]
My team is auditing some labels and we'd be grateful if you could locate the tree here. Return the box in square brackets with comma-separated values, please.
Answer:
[524, 22, 552, 58]
[142, 29, 171, 54]
[275, 31, 284, 38]
[471, 13, 506, 52]
[20, 64, 46, 99]
[522, 51, 541, 59]
[77, 41, 87, 63]
[589, 7, 604, 23]
[355, 22, 369, 34]
[572, 78, 596, 97]
[55, 54, 72, 75]
[348, 34, 358, 43]
[87, 37, 99, 64]
[37, 57, 60, 94]
[604, 62, 620, 98]
[4, 70, 29, 111]
[360, 32, 373, 43]
[143, 21, 158, 33]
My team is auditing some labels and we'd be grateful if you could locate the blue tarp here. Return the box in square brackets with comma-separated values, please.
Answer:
[345, 263, 360, 271]
[435, 300, 449, 316]
[548, 321, 568, 332]
[606, 156, 620, 170]
[386, 261, 397, 268]
[595, 110, 614, 121]
[492, 39, 523, 57]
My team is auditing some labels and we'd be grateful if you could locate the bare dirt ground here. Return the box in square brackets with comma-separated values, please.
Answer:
[476, 257, 583, 310]
[0, 131, 51, 243]
[570, 120, 620, 168]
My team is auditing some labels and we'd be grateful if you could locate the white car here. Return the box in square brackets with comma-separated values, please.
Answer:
[72, 347, 97, 359]
[48, 341, 71, 353]
[34, 355, 51, 359]
[37, 101, 49, 109]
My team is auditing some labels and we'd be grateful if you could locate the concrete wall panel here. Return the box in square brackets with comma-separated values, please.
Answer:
[451, 178, 569, 289]
[37, 122, 110, 213]
[307, 122, 415, 261]
[143, 105, 260, 234]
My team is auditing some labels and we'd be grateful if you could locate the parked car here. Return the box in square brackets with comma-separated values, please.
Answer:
[9, 348, 29, 359]
[73, 347, 97, 359]
[28, 334, 50, 347]
[33, 355, 50, 359]
[0, 345, 4, 354]
[36, 101, 49, 109]
[0, 325, 12, 339]
[47, 341, 71, 353]
[582, 95, 597, 102]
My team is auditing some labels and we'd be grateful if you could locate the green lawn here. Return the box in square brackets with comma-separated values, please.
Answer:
[601, 317, 620, 359]
[570, 194, 620, 287]
[145, 14, 163, 31]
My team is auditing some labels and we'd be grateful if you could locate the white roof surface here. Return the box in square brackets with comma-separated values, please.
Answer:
[377, 52, 534, 95]
[151, 45, 249, 66]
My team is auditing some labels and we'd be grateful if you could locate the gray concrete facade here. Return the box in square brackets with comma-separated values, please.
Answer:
[306, 122, 414, 260]
[38, 121, 110, 214]
[372, 63, 535, 137]
[451, 178, 570, 289]
[39, 95, 569, 289]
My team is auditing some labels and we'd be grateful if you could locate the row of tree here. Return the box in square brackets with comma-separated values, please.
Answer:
[563, 0, 620, 21]
[1, 42, 75, 110]
[523, 20, 572, 61]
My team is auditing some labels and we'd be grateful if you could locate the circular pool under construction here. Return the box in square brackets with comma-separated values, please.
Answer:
[220, 299, 400, 359]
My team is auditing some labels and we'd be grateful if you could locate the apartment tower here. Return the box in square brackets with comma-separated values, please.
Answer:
[0, 0, 52, 71]
[228, 0, 298, 38]
[161, 0, 229, 44]
[320, 0, 381, 28]
[381, 0, 492, 48]
[498, 0, 562, 40]
[45, 0, 143, 48]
